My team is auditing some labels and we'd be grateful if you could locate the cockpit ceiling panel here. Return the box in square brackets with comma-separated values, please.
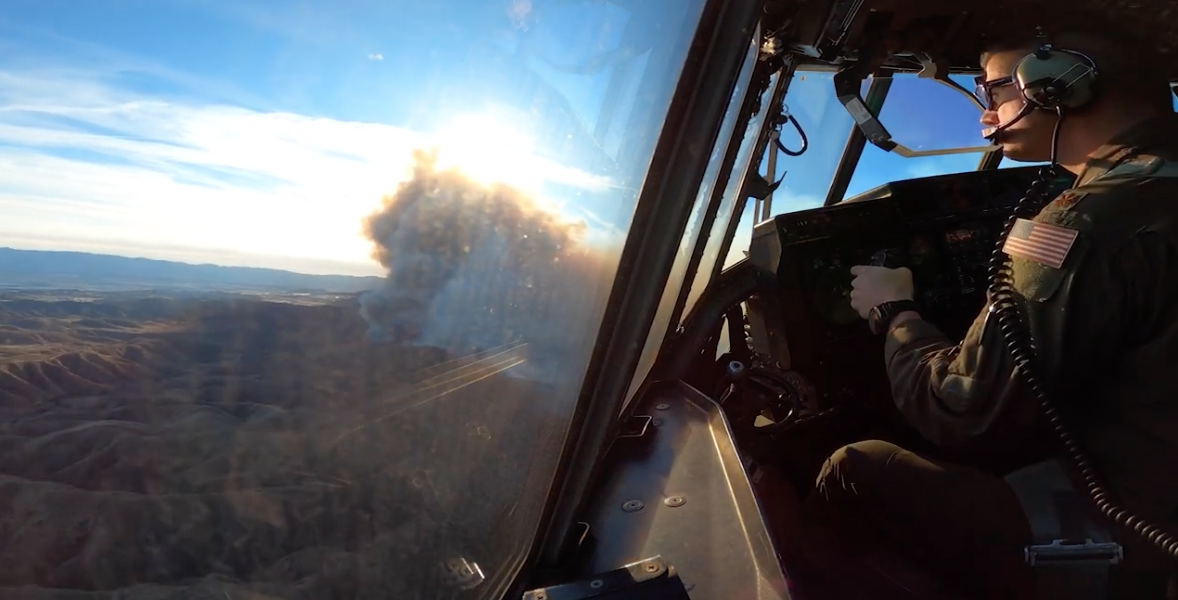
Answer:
[763, 0, 1178, 79]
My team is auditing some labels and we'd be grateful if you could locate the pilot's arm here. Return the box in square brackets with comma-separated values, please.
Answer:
[850, 197, 1146, 459]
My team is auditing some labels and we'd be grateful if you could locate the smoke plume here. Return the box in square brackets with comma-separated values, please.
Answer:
[360, 149, 611, 382]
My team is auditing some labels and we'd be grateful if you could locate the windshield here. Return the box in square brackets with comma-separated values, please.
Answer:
[624, 32, 761, 402]
[843, 73, 992, 197]
[0, 1, 705, 599]
[724, 68, 997, 261]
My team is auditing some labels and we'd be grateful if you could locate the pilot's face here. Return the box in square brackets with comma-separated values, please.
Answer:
[979, 50, 1055, 162]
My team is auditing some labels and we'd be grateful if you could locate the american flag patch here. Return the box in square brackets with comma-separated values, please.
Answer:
[1002, 218, 1079, 269]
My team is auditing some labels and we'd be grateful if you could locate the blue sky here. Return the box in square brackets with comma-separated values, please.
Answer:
[719, 69, 1001, 267]
[1, 0, 703, 275]
[764, 69, 993, 212]
[0, 0, 1118, 277]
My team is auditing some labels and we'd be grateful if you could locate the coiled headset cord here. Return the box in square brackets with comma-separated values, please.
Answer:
[986, 147, 1178, 559]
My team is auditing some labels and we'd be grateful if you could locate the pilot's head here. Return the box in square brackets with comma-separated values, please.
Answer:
[977, 26, 1172, 164]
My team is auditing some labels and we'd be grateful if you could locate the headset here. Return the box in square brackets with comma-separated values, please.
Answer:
[978, 41, 1100, 141]
[982, 38, 1178, 560]
[1014, 43, 1100, 109]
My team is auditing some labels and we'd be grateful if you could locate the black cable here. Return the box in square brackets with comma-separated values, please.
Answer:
[775, 111, 808, 156]
[722, 365, 802, 432]
[987, 114, 1178, 559]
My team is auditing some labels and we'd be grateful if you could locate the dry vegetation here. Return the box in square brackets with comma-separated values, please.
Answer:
[0, 151, 597, 599]
[0, 292, 553, 600]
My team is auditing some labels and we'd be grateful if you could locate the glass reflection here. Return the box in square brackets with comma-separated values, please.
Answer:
[624, 32, 759, 402]
[0, 1, 707, 599]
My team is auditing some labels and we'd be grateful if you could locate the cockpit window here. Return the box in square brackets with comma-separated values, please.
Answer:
[625, 31, 761, 402]
[723, 69, 993, 254]
[721, 69, 870, 261]
[0, 1, 706, 599]
[762, 69, 867, 213]
[842, 73, 991, 198]
[683, 65, 783, 315]
[998, 157, 1053, 169]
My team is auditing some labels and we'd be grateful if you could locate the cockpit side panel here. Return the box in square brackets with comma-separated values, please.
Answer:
[569, 380, 790, 600]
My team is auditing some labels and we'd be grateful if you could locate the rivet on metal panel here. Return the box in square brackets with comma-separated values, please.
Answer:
[442, 557, 485, 590]
[727, 360, 745, 377]
[652, 418, 663, 427]
[590, 579, 604, 589]
[664, 495, 686, 507]
[655, 403, 670, 410]
[622, 500, 645, 512]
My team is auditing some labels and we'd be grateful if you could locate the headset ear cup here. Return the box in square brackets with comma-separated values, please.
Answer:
[1014, 50, 1099, 110]
[1057, 54, 1099, 110]
[1019, 77, 1058, 107]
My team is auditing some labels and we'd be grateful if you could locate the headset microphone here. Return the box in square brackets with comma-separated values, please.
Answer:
[982, 41, 1099, 142]
[982, 100, 1037, 141]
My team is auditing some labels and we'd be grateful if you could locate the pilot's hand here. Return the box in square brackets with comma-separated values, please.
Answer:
[849, 265, 914, 319]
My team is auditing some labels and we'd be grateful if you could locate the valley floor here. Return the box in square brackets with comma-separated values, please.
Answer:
[0, 290, 553, 600]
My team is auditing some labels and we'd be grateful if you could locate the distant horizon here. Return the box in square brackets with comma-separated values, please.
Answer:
[0, 245, 385, 279]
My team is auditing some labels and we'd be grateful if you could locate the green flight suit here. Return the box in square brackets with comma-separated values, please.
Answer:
[886, 113, 1178, 567]
[790, 113, 1178, 600]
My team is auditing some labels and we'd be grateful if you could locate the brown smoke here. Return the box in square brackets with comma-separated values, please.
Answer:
[359, 148, 611, 381]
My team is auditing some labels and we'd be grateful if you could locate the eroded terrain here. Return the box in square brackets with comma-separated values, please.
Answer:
[0, 290, 550, 600]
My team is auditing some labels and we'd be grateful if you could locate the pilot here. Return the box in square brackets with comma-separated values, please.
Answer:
[788, 26, 1178, 599]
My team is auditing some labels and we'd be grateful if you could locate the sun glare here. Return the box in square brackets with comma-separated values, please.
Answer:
[336, 111, 622, 270]
[429, 113, 545, 193]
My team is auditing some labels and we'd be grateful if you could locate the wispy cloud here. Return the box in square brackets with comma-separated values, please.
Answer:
[898, 153, 985, 183]
[508, 0, 533, 30]
[0, 17, 269, 109]
[367, 53, 384, 61]
[0, 68, 425, 274]
[158, 0, 460, 49]
[0, 66, 618, 274]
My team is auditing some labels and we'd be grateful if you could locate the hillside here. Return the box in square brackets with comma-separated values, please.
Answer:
[0, 248, 383, 293]
[0, 290, 553, 599]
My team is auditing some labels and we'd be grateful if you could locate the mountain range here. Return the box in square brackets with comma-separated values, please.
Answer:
[0, 247, 384, 293]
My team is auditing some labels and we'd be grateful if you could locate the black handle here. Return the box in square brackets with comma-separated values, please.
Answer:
[870, 249, 905, 269]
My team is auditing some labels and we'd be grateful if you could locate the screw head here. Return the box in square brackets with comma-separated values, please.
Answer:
[644, 563, 659, 573]
[622, 500, 644, 512]
[655, 403, 670, 410]
[664, 495, 686, 507]
[590, 579, 604, 589]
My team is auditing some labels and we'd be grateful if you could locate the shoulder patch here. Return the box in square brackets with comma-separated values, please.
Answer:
[1094, 155, 1173, 182]
[1002, 218, 1079, 269]
[1052, 189, 1086, 210]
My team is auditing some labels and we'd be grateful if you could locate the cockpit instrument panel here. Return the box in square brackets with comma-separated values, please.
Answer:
[746, 166, 1074, 409]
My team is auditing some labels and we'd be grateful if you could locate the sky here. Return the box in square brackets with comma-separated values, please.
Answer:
[0, 0, 696, 276]
[719, 69, 1004, 268]
[5, 0, 1152, 278]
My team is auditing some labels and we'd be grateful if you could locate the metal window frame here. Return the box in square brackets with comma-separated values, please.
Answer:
[507, 0, 768, 593]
